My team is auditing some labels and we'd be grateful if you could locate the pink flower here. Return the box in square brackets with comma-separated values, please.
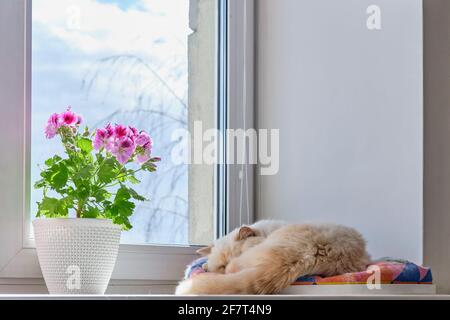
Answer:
[136, 154, 150, 164]
[136, 143, 152, 164]
[114, 124, 128, 139]
[135, 132, 153, 164]
[45, 113, 61, 139]
[76, 114, 83, 125]
[128, 126, 138, 139]
[61, 108, 78, 126]
[135, 131, 152, 147]
[105, 123, 114, 137]
[93, 128, 110, 151]
[111, 137, 136, 164]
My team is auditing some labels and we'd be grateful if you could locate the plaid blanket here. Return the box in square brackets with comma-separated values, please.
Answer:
[185, 257, 432, 285]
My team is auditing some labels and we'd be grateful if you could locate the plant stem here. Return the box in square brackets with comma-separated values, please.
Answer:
[76, 201, 82, 218]
[97, 168, 143, 189]
[114, 168, 143, 182]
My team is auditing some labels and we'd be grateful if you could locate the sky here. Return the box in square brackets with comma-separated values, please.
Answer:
[31, 0, 191, 245]
[97, 0, 145, 11]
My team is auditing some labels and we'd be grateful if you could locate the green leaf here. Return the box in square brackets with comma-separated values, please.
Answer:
[121, 219, 132, 231]
[37, 197, 69, 218]
[75, 184, 91, 200]
[51, 165, 69, 190]
[112, 215, 132, 231]
[142, 161, 157, 172]
[34, 179, 46, 190]
[84, 206, 101, 219]
[127, 175, 140, 184]
[96, 153, 105, 163]
[74, 165, 94, 180]
[63, 157, 78, 173]
[45, 155, 62, 167]
[93, 188, 111, 202]
[97, 158, 118, 184]
[115, 200, 135, 217]
[101, 187, 137, 230]
[115, 186, 131, 202]
[37, 198, 58, 217]
[77, 137, 93, 153]
[127, 187, 147, 201]
[98, 164, 116, 184]
[104, 204, 133, 230]
[61, 196, 75, 210]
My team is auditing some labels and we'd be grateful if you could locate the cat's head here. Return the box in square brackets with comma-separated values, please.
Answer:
[197, 225, 264, 274]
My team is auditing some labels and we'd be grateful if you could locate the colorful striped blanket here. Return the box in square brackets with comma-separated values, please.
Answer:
[185, 257, 432, 285]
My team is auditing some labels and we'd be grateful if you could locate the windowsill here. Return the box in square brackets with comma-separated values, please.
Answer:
[0, 278, 179, 295]
[0, 245, 199, 282]
[0, 294, 448, 300]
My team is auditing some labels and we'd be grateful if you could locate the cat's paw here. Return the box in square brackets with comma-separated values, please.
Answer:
[175, 279, 196, 295]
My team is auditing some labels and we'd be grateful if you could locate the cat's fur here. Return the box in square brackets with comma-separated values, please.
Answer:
[176, 221, 370, 295]
[196, 220, 286, 273]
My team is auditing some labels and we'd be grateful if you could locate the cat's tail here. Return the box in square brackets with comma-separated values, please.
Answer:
[175, 267, 296, 295]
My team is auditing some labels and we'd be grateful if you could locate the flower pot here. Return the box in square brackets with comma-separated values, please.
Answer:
[33, 218, 121, 295]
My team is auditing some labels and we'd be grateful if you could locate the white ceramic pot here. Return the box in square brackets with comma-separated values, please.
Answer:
[33, 218, 121, 295]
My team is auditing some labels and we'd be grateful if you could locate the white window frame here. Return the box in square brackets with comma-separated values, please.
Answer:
[0, 0, 254, 288]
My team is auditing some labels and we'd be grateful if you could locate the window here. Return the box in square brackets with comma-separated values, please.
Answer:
[30, 0, 215, 246]
[0, 0, 253, 286]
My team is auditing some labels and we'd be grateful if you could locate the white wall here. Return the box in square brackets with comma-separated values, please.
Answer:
[255, 0, 423, 263]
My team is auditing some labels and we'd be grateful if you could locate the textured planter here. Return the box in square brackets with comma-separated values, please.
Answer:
[33, 218, 121, 295]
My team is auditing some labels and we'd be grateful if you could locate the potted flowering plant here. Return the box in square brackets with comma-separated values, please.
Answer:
[33, 108, 160, 295]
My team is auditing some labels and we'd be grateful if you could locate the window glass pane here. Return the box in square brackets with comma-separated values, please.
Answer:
[31, 0, 216, 245]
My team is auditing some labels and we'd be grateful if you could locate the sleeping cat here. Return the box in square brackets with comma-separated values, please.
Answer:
[176, 221, 370, 295]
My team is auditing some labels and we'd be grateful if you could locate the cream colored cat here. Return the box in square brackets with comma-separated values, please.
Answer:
[176, 222, 370, 295]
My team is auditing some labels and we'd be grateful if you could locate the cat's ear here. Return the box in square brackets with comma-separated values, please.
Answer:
[236, 226, 257, 241]
[196, 246, 213, 256]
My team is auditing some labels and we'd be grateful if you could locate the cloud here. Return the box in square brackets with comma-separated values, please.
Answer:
[97, 0, 146, 11]
[32, 0, 190, 56]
